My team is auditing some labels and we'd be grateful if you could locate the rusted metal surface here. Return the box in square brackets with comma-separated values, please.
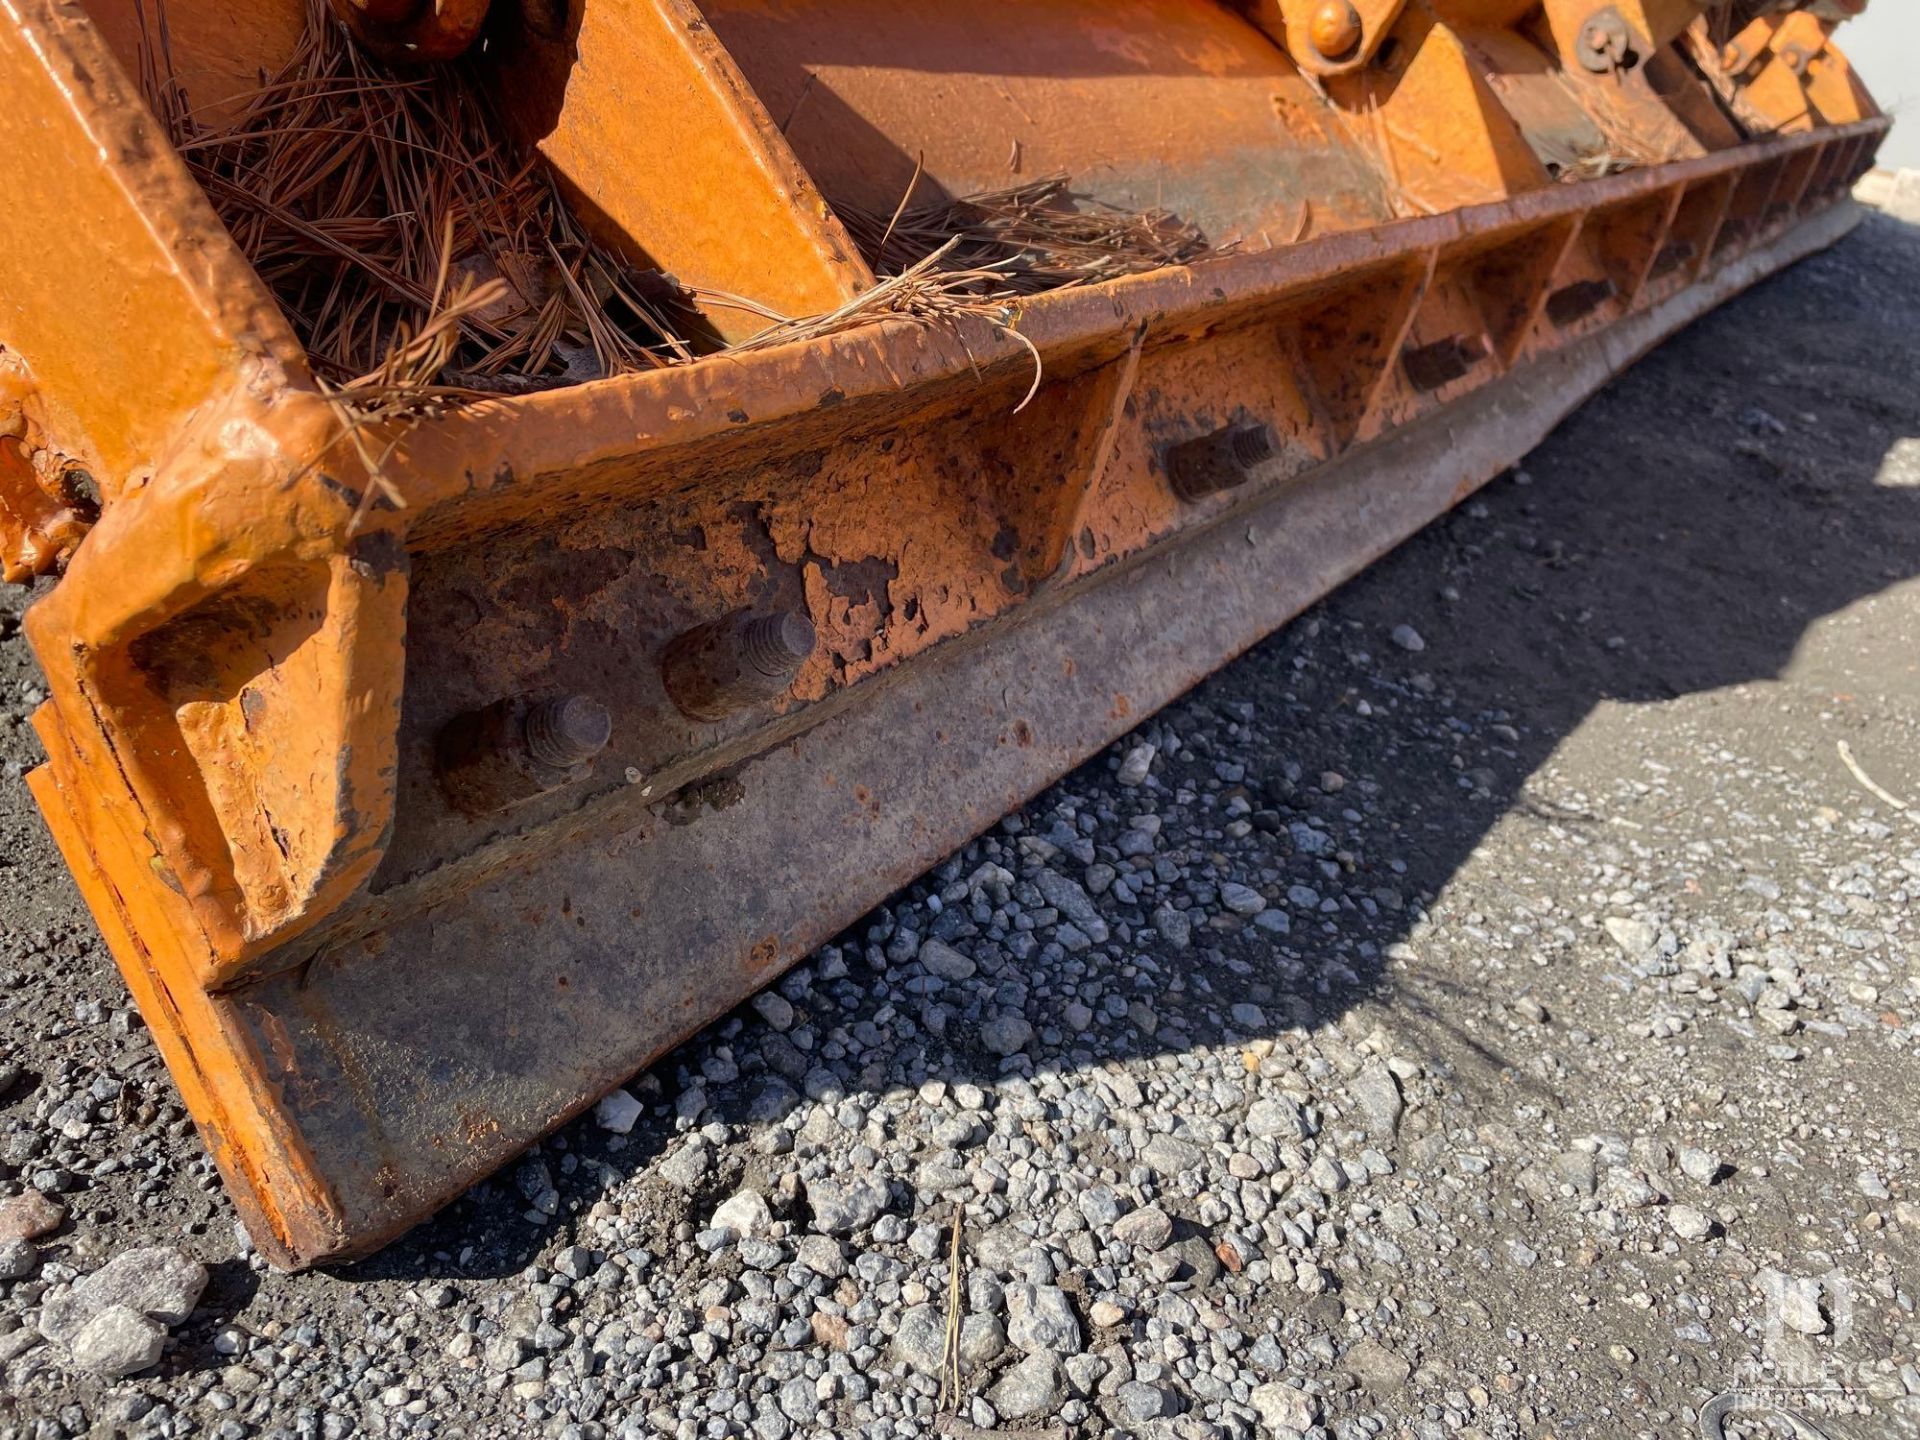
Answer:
[1, 0, 1888, 1264]
[0, 350, 96, 583]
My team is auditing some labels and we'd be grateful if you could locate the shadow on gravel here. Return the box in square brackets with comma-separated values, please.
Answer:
[5, 219, 1918, 1295]
[312, 211, 1920, 1285]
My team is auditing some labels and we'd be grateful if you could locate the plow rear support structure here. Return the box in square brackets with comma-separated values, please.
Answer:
[1, 0, 1887, 1264]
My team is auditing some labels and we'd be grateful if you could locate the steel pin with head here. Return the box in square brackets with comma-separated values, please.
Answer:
[663, 607, 818, 722]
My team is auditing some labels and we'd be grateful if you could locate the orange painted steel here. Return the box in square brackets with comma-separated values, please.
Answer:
[1, 0, 1887, 1265]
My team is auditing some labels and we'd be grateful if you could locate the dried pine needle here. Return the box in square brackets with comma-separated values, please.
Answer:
[137, 0, 692, 401]
[840, 174, 1228, 293]
[700, 240, 1046, 412]
[135, 0, 1221, 450]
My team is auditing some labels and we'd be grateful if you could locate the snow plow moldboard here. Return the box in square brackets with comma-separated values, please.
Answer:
[1, 0, 1888, 1264]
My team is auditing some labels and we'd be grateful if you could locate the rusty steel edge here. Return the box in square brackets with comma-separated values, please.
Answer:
[28, 196, 1866, 1268]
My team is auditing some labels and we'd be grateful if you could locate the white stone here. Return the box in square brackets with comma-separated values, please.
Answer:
[710, 1189, 773, 1240]
[1252, 1381, 1318, 1434]
[67, 1305, 165, 1378]
[593, 1088, 644, 1134]
[1668, 1204, 1715, 1241]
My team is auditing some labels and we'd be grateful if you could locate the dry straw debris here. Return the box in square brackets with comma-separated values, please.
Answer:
[136, 0, 691, 398]
[134, 3, 1222, 449]
[840, 170, 1226, 293]
[701, 239, 1047, 411]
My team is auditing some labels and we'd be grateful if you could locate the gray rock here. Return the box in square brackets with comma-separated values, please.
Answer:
[776, 1375, 819, 1425]
[1247, 1097, 1309, 1142]
[746, 1077, 801, 1124]
[551, 1244, 595, 1281]
[1341, 1337, 1411, 1393]
[1117, 744, 1156, 787]
[1251, 1381, 1318, 1433]
[981, 1013, 1034, 1057]
[960, 1312, 1008, 1367]
[1118, 1380, 1178, 1421]
[795, 1234, 846, 1279]
[1247, 1335, 1289, 1375]
[1141, 1134, 1203, 1176]
[516, 1157, 558, 1214]
[1678, 1147, 1724, 1185]
[484, 1335, 528, 1372]
[1389, 623, 1426, 652]
[1033, 869, 1110, 943]
[1604, 916, 1658, 956]
[592, 1088, 644, 1134]
[1153, 904, 1193, 950]
[0, 1237, 37, 1280]
[0, 1329, 42, 1366]
[1008, 1283, 1083, 1356]
[807, 1173, 890, 1233]
[1171, 1235, 1221, 1286]
[1079, 1184, 1124, 1228]
[969, 1272, 1008, 1323]
[39, 1246, 208, 1343]
[990, 1352, 1068, 1418]
[658, 1138, 713, 1190]
[1779, 1280, 1827, 1335]
[67, 1305, 165, 1378]
[918, 939, 976, 980]
[1219, 883, 1266, 917]
[1289, 822, 1334, 858]
[1350, 1061, 1404, 1141]
[891, 1304, 948, 1375]
[738, 1237, 783, 1270]
[1551, 1150, 1598, 1196]
[1112, 1206, 1174, 1252]
[1229, 1002, 1267, 1030]
[752, 991, 796, 1031]
[1307, 1152, 1348, 1194]
[1668, 1204, 1715, 1241]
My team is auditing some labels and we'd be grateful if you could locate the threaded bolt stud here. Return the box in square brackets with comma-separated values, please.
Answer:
[523, 694, 612, 769]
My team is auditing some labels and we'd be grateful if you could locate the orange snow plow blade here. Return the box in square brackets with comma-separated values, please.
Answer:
[3, 0, 1886, 1265]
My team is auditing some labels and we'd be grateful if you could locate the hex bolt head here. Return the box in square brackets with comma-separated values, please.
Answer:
[664, 607, 819, 722]
[522, 695, 612, 770]
[1309, 0, 1363, 60]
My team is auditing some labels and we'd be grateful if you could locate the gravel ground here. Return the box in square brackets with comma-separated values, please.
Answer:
[5, 209, 1920, 1440]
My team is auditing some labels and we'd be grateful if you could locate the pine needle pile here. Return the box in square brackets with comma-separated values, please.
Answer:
[132, 4, 1223, 450]
[137, 0, 693, 401]
[839, 174, 1226, 294]
[707, 240, 1044, 409]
